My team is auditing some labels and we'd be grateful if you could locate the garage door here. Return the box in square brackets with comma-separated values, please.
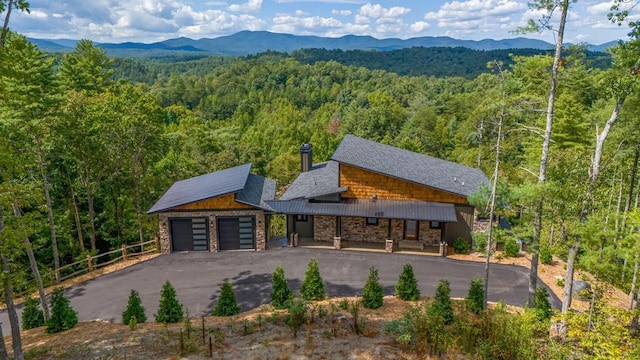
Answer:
[218, 216, 255, 250]
[170, 217, 209, 252]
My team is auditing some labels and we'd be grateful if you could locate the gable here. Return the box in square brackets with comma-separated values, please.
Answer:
[172, 193, 254, 211]
[339, 164, 468, 204]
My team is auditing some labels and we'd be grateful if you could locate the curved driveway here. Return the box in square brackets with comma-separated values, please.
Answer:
[1, 247, 556, 334]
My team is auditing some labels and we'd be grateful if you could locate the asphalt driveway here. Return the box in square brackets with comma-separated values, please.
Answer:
[0, 246, 556, 335]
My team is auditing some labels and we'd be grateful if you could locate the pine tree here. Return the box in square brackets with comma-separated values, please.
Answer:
[212, 282, 240, 316]
[155, 281, 183, 323]
[430, 279, 454, 324]
[300, 258, 325, 301]
[466, 278, 484, 315]
[22, 297, 45, 330]
[46, 288, 78, 334]
[533, 287, 553, 321]
[362, 267, 384, 309]
[395, 264, 420, 301]
[122, 289, 147, 325]
[271, 265, 293, 309]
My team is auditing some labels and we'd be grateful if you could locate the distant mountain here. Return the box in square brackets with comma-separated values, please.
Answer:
[30, 30, 619, 57]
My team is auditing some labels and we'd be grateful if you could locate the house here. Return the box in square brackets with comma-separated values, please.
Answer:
[266, 135, 490, 250]
[147, 163, 276, 253]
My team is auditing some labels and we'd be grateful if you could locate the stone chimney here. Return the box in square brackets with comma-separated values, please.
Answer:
[300, 143, 313, 173]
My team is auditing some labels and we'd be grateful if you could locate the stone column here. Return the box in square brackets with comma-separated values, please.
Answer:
[333, 236, 341, 249]
[385, 239, 394, 253]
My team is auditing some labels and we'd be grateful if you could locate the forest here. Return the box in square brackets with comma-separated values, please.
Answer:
[3, 0, 640, 357]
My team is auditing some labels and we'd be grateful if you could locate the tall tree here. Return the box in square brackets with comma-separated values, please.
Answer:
[0, 0, 28, 47]
[58, 39, 114, 93]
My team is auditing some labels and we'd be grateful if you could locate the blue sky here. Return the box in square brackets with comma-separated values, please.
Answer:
[6, 1, 637, 44]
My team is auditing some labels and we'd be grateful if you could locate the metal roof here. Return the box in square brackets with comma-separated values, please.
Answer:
[148, 163, 267, 214]
[265, 199, 457, 222]
[280, 161, 347, 201]
[331, 135, 489, 197]
[236, 174, 276, 209]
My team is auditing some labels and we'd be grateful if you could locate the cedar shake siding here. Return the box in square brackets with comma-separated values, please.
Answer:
[173, 193, 254, 211]
[339, 164, 468, 204]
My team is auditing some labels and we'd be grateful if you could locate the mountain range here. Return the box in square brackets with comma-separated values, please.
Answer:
[29, 30, 618, 57]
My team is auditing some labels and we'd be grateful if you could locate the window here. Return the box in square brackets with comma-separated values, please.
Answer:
[430, 221, 442, 229]
[296, 214, 308, 222]
[404, 220, 418, 240]
[366, 217, 378, 226]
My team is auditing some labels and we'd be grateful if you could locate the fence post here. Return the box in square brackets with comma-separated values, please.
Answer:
[122, 244, 128, 261]
[87, 255, 94, 272]
[155, 236, 160, 253]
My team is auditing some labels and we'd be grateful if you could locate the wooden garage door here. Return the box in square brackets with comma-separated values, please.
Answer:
[218, 216, 255, 250]
[170, 218, 208, 252]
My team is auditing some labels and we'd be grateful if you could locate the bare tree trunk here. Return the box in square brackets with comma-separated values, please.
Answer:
[0, 206, 24, 360]
[476, 117, 484, 169]
[0, 322, 8, 360]
[629, 253, 639, 309]
[87, 184, 97, 252]
[530, 0, 569, 307]
[0, 0, 14, 47]
[71, 186, 85, 252]
[38, 152, 60, 282]
[11, 203, 50, 320]
[134, 159, 144, 247]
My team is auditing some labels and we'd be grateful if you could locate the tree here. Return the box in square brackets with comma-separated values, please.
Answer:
[0, 0, 29, 47]
[122, 289, 147, 325]
[466, 278, 485, 315]
[58, 39, 114, 93]
[46, 288, 78, 334]
[300, 258, 325, 301]
[395, 264, 420, 301]
[155, 281, 183, 323]
[22, 296, 45, 330]
[362, 266, 384, 309]
[430, 279, 454, 325]
[212, 282, 240, 316]
[533, 287, 553, 321]
[271, 265, 293, 309]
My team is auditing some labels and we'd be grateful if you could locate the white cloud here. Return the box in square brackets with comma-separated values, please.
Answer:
[409, 21, 430, 33]
[359, 3, 410, 19]
[228, 0, 263, 12]
[332, 9, 352, 16]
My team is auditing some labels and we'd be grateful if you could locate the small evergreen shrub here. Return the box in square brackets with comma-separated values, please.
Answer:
[155, 281, 183, 323]
[504, 238, 519, 257]
[472, 232, 488, 253]
[271, 265, 293, 309]
[22, 297, 45, 330]
[453, 237, 469, 254]
[212, 282, 240, 316]
[533, 287, 553, 321]
[466, 278, 484, 315]
[395, 264, 420, 301]
[300, 258, 325, 301]
[362, 267, 384, 309]
[122, 289, 147, 325]
[46, 288, 78, 334]
[430, 279, 453, 324]
[540, 246, 553, 265]
[285, 298, 307, 338]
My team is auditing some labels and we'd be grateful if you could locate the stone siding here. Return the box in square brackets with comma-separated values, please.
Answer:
[313, 216, 335, 242]
[158, 210, 266, 253]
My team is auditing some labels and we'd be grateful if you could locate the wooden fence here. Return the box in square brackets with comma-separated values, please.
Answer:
[55, 239, 158, 283]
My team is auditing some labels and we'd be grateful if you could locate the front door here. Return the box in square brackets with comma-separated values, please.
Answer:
[404, 220, 419, 240]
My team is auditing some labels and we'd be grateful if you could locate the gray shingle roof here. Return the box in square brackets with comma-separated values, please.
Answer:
[147, 164, 275, 214]
[280, 161, 347, 201]
[265, 199, 457, 222]
[331, 135, 489, 197]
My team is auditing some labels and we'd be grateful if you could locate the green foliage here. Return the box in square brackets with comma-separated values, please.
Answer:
[22, 297, 45, 330]
[155, 281, 183, 323]
[122, 289, 147, 325]
[395, 264, 420, 301]
[270, 265, 293, 309]
[46, 288, 78, 334]
[430, 280, 454, 325]
[212, 282, 240, 316]
[453, 237, 469, 254]
[504, 237, 520, 257]
[532, 287, 553, 321]
[285, 298, 307, 338]
[300, 258, 325, 301]
[466, 278, 484, 315]
[362, 267, 384, 309]
[472, 232, 488, 253]
[540, 246, 553, 265]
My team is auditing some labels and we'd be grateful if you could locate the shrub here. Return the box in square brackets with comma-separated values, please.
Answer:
[46, 288, 78, 334]
[362, 267, 384, 309]
[212, 282, 240, 316]
[453, 237, 469, 254]
[395, 264, 420, 301]
[532, 287, 553, 321]
[504, 237, 519, 257]
[271, 265, 293, 309]
[122, 289, 147, 325]
[472, 232, 488, 253]
[155, 281, 183, 323]
[466, 278, 484, 315]
[300, 258, 325, 301]
[285, 298, 307, 338]
[540, 246, 553, 265]
[430, 279, 453, 324]
[22, 297, 45, 330]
